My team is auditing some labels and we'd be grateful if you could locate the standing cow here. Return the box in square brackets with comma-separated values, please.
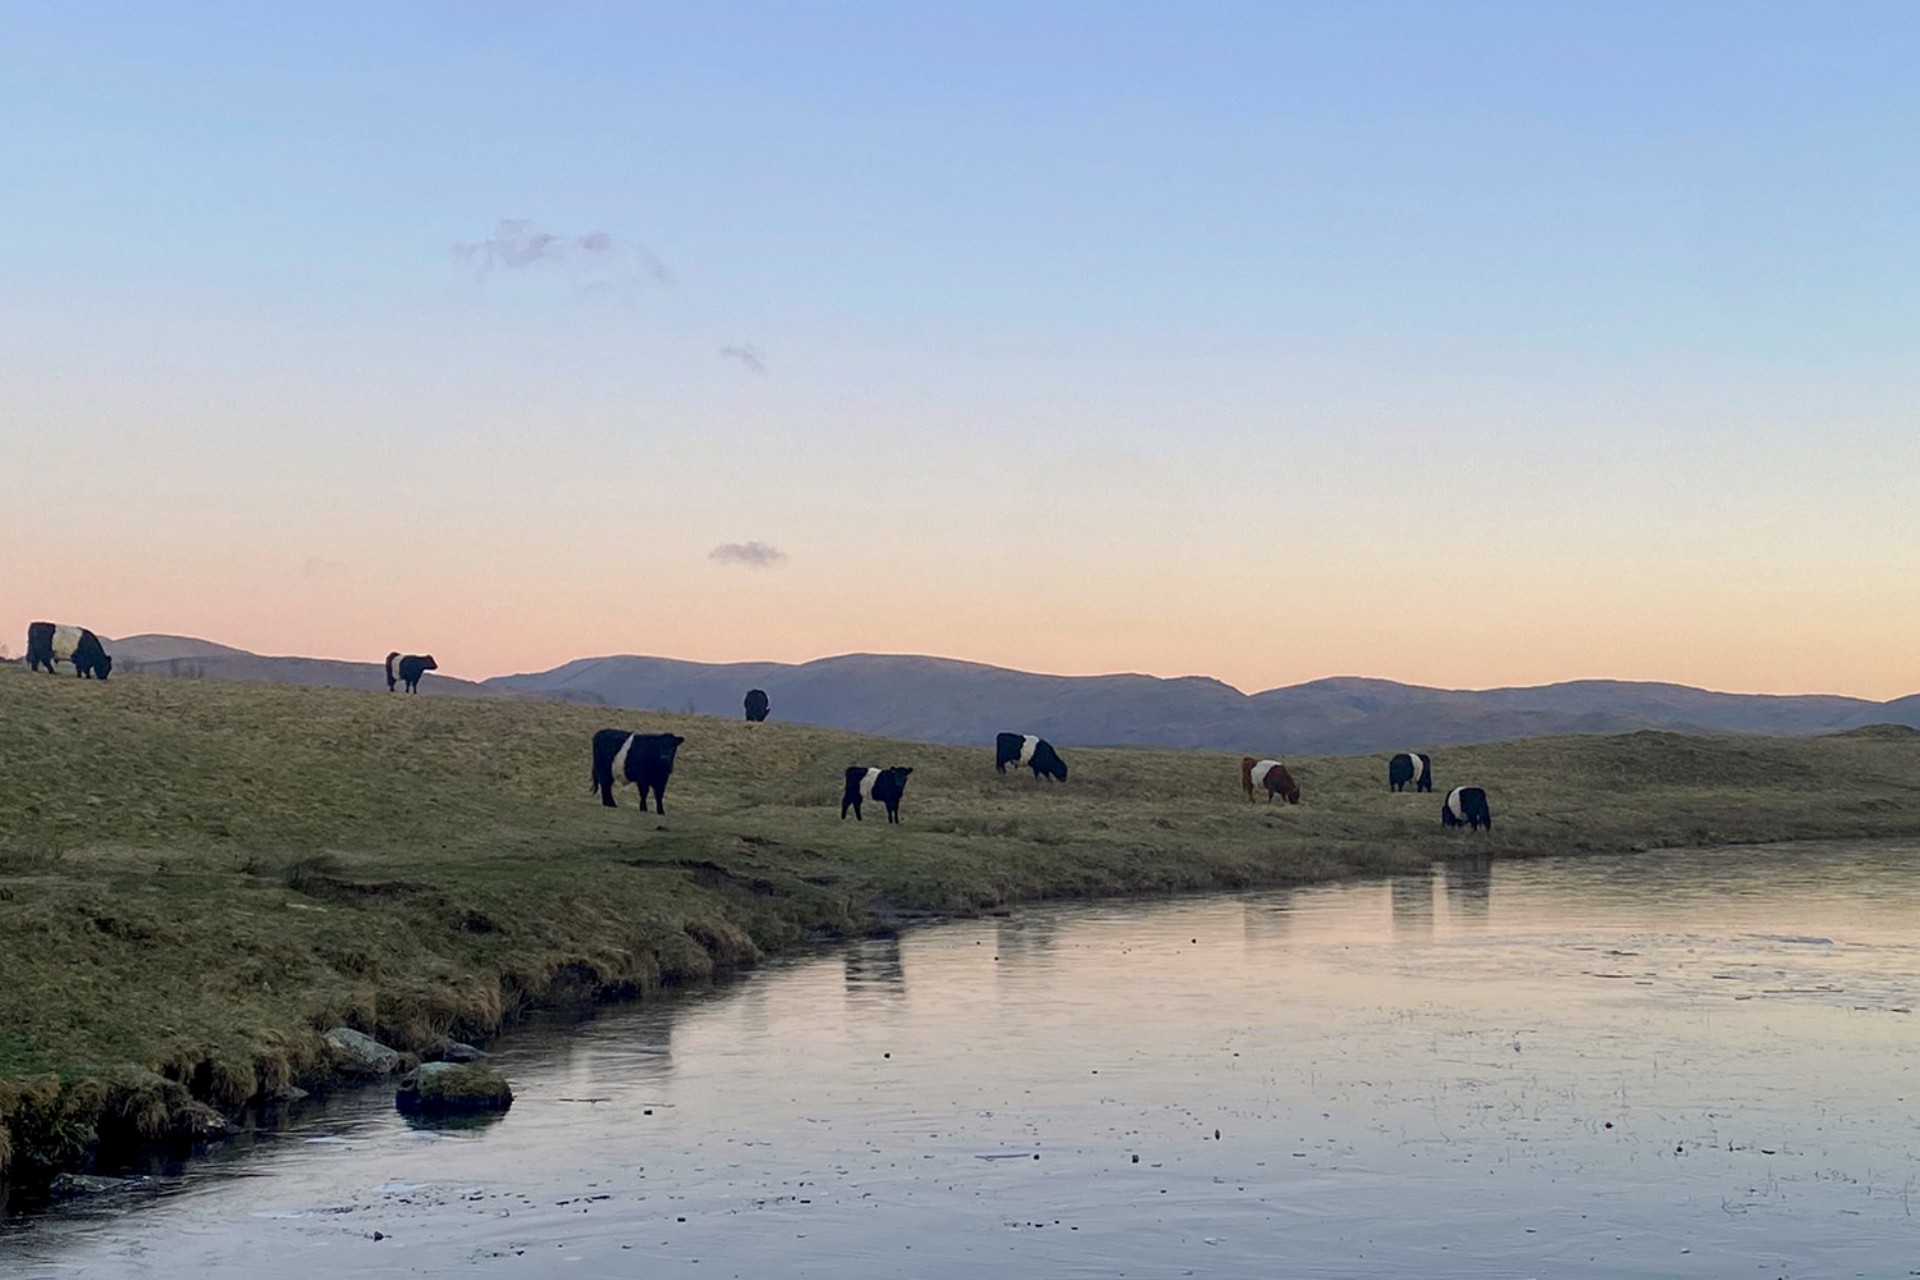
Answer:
[1441, 786, 1493, 831]
[26, 623, 112, 680]
[1241, 757, 1300, 804]
[744, 689, 770, 723]
[842, 766, 913, 823]
[385, 652, 437, 694]
[995, 732, 1068, 782]
[591, 729, 685, 813]
[1389, 751, 1432, 793]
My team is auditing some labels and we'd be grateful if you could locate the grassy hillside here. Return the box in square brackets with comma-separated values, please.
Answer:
[3, 664, 1919, 1186]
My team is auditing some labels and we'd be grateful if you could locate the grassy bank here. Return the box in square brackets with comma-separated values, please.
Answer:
[3, 665, 1918, 1187]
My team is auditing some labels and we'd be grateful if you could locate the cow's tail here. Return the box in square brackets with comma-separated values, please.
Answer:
[589, 737, 615, 804]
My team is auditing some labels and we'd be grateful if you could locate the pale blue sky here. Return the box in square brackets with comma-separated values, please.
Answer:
[3, 3, 1915, 695]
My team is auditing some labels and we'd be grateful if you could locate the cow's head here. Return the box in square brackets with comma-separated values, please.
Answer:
[95, 655, 113, 680]
[1281, 776, 1301, 804]
[663, 734, 686, 758]
[890, 766, 913, 781]
[420, 655, 439, 672]
[1049, 759, 1068, 782]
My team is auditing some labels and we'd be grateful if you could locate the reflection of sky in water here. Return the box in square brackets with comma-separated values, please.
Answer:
[8, 840, 1920, 1278]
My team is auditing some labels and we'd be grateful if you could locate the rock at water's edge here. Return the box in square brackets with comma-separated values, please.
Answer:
[325, 1027, 404, 1075]
[49, 1173, 141, 1198]
[395, 1063, 514, 1115]
[440, 1042, 488, 1063]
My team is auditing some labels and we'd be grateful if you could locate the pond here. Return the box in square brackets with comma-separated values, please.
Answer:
[6, 839, 1919, 1278]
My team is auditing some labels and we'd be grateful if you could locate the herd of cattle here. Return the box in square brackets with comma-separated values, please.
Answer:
[21, 626, 1496, 831]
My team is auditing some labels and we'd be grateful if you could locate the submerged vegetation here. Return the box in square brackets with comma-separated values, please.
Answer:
[2, 665, 1918, 1187]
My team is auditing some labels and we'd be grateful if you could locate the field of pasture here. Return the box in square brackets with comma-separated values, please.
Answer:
[3, 663, 1919, 1186]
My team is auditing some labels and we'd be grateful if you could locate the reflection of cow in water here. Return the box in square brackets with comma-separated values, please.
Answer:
[1388, 751, 1431, 793]
[844, 936, 906, 997]
[1442, 786, 1492, 831]
[1241, 757, 1300, 804]
[744, 689, 770, 722]
[995, 733, 1067, 781]
[1442, 854, 1494, 918]
[1390, 875, 1433, 935]
[26, 623, 112, 680]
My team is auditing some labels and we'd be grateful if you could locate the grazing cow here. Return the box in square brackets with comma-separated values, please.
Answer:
[1441, 786, 1493, 831]
[1241, 757, 1300, 804]
[842, 766, 913, 823]
[26, 622, 112, 680]
[591, 729, 685, 814]
[744, 689, 770, 723]
[1388, 751, 1432, 793]
[386, 652, 437, 694]
[994, 732, 1068, 782]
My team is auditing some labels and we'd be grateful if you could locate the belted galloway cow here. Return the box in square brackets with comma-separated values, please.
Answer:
[1441, 786, 1493, 831]
[591, 729, 685, 814]
[26, 623, 112, 680]
[386, 652, 437, 694]
[1389, 751, 1432, 793]
[842, 766, 913, 823]
[995, 732, 1067, 782]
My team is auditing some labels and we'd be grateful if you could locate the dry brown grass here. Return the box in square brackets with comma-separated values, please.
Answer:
[3, 663, 1918, 1184]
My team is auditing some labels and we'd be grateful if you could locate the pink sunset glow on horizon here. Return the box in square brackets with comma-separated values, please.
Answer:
[2, 6, 1915, 705]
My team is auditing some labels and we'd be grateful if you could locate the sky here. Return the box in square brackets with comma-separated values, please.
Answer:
[2, 2, 1916, 698]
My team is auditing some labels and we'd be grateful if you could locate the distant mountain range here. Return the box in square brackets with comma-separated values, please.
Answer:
[92, 633, 1920, 756]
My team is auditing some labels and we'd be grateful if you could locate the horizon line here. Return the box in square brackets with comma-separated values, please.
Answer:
[104, 631, 1915, 706]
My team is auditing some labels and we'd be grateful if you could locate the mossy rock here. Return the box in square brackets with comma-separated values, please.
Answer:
[394, 1063, 513, 1115]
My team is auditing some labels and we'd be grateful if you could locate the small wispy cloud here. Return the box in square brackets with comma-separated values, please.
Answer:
[719, 343, 767, 374]
[454, 219, 674, 293]
[295, 555, 348, 579]
[709, 540, 788, 568]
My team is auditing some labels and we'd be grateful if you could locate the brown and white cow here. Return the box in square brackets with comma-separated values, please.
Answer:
[1241, 757, 1300, 804]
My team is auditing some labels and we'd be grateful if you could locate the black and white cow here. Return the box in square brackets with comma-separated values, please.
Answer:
[591, 729, 685, 814]
[744, 689, 770, 723]
[995, 732, 1068, 782]
[1441, 786, 1492, 831]
[842, 766, 913, 823]
[385, 652, 437, 694]
[26, 622, 112, 680]
[1388, 751, 1432, 793]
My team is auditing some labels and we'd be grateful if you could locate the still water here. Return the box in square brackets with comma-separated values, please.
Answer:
[6, 841, 1920, 1278]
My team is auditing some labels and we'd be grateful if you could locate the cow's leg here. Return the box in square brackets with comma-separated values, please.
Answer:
[653, 787, 666, 815]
